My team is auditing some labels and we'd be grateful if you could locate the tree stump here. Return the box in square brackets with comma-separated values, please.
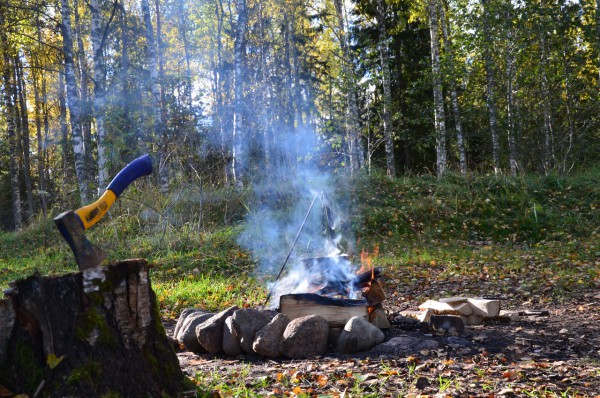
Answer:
[0, 259, 186, 397]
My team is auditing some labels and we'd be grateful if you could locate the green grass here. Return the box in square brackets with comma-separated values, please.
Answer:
[1, 169, 598, 314]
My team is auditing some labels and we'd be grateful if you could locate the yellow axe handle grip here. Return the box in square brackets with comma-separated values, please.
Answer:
[75, 190, 117, 230]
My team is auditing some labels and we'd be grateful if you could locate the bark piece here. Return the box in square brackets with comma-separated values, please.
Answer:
[0, 259, 184, 397]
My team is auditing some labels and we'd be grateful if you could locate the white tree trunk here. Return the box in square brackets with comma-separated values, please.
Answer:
[439, 1, 465, 175]
[428, 0, 447, 177]
[91, 0, 108, 188]
[375, 0, 396, 178]
[232, 0, 248, 187]
[60, 0, 88, 203]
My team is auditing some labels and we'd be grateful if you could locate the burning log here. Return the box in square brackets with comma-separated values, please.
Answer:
[279, 293, 369, 328]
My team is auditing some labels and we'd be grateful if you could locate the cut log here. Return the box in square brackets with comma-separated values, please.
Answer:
[279, 293, 368, 328]
[467, 298, 501, 318]
[0, 259, 185, 397]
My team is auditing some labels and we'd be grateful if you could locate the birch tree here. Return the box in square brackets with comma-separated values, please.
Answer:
[61, 0, 88, 203]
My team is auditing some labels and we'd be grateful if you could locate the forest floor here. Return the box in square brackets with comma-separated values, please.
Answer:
[168, 241, 600, 398]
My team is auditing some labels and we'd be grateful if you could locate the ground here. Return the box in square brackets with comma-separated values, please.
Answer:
[165, 252, 600, 397]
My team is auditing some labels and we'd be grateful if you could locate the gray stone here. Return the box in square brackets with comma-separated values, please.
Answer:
[223, 315, 241, 357]
[177, 311, 213, 353]
[280, 315, 329, 359]
[174, 308, 205, 340]
[252, 313, 290, 358]
[336, 316, 385, 354]
[364, 336, 443, 358]
[430, 315, 465, 334]
[369, 305, 390, 329]
[196, 306, 238, 354]
[232, 309, 272, 354]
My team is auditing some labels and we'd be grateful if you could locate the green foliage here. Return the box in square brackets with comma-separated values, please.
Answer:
[351, 168, 599, 250]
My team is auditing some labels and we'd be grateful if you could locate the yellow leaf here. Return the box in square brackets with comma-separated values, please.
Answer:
[47, 353, 65, 369]
[292, 386, 304, 395]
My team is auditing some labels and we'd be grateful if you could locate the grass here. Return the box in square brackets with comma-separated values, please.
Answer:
[1, 168, 598, 314]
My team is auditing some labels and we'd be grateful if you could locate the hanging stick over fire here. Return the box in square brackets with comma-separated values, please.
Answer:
[263, 192, 320, 307]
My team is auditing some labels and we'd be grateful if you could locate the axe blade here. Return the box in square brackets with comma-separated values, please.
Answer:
[54, 210, 106, 270]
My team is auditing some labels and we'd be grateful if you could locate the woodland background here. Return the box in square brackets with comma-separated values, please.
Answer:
[1, 0, 599, 230]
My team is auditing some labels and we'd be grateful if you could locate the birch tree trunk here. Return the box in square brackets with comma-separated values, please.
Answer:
[61, 0, 88, 203]
[0, 25, 23, 230]
[481, 0, 501, 174]
[232, 0, 248, 187]
[428, 0, 447, 177]
[74, 0, 93, 191]
[439, 1, 466, 175]
[539, 27, 554, 174]
[506, 24, 518, 177]
[333, 0, 364, 175]
[375, 0, 396, 178]
[58, 69, 71, 177]
[141, 0, 166, 186]
[91, 0, 108, 188]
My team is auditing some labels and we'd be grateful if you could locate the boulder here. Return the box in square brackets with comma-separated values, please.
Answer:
[336, 316, 385, 354]
[222, 316, 242, 357]
[174, 308, 204, 339]
[252, 313, 290, 358]
[365, 336, 442, 358]
[231, 309, 272, 354]
[177, 311, 214, 353]
[280, 315, 329, 359]
[196, 306, 238, 354]
[369, 305, 390, 329]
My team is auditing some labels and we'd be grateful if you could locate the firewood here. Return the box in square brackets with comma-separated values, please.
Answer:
[279, 294, 368, 328]
[467, 298, 501, 317]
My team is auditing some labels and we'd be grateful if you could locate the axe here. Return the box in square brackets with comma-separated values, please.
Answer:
[54, 154, 153, 270]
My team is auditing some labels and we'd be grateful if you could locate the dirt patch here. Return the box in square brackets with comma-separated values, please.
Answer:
[165, 291, 600, 396]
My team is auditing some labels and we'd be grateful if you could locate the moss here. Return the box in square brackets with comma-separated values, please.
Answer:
[99, 390, 120, 398]
[75, 306, 118, 347]
[66, 360, 102, 388]
[14, 341, 44, 393]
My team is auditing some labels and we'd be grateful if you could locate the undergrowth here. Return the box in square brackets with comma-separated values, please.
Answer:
[0, 169, 598, 314]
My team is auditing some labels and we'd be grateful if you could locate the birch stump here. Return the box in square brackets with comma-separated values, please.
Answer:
[0, 259, 185, 397]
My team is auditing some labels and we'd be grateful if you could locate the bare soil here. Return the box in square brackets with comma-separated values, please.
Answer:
[166, 287, 600, 397]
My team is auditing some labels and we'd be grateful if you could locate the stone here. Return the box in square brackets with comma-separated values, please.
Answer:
[280, 315, 329, 359]
[499, 310, 519, 322]
[365, 336, 442, 357]
[174, 308, 204, 339]
[177, 311, 214, 353]
[467, 298, 500, 318]
[196, 306, 238, 354]
[465, 314, 484, 325]
[369, 305, 390, 329]
[336, 316, 385, 354]
[393, 314, 421, 331]
[252, 313, 290, 358]
[231, 309, 272, 354]
[430, 315, 465, 334]
[223, 316, 241, 357]
[415, 376, 429, 390]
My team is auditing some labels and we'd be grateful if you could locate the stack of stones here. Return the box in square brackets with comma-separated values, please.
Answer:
[173, 306, 386, 359]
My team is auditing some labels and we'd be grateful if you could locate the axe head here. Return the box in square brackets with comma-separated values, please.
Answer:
[54, 210, 106, 270]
